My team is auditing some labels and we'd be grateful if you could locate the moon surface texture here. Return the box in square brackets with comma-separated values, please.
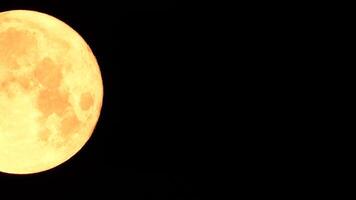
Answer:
[0, 10, 103, 174]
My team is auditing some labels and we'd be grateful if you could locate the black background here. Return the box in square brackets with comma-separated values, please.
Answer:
[0, 1, 201, 199]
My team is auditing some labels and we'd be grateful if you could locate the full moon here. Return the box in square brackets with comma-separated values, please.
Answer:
[0, 10, 103, 174]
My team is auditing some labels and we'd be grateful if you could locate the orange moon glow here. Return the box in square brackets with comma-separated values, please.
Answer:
[0, 10, 103, 174]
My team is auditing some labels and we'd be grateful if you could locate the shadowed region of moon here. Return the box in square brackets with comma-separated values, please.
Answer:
[17, 76, 32, 90]
[36, 88, 70, 117]
[0, 10, 103, 174]
[0, 27, 37, 69]
[80, 92, 94, 111]
[34, 57, 63, 88]
[60, 110, 81, 138]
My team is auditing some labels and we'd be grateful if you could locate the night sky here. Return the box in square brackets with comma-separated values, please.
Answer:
[0, 1, 202, 199]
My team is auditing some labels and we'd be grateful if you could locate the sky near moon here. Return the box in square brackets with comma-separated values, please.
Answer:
[0, 10, 103, 174]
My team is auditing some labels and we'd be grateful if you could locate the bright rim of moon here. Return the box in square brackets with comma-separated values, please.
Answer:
[0, 10, 103, 174]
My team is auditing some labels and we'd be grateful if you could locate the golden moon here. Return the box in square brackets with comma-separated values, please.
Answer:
[0, 10, 103, 174]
